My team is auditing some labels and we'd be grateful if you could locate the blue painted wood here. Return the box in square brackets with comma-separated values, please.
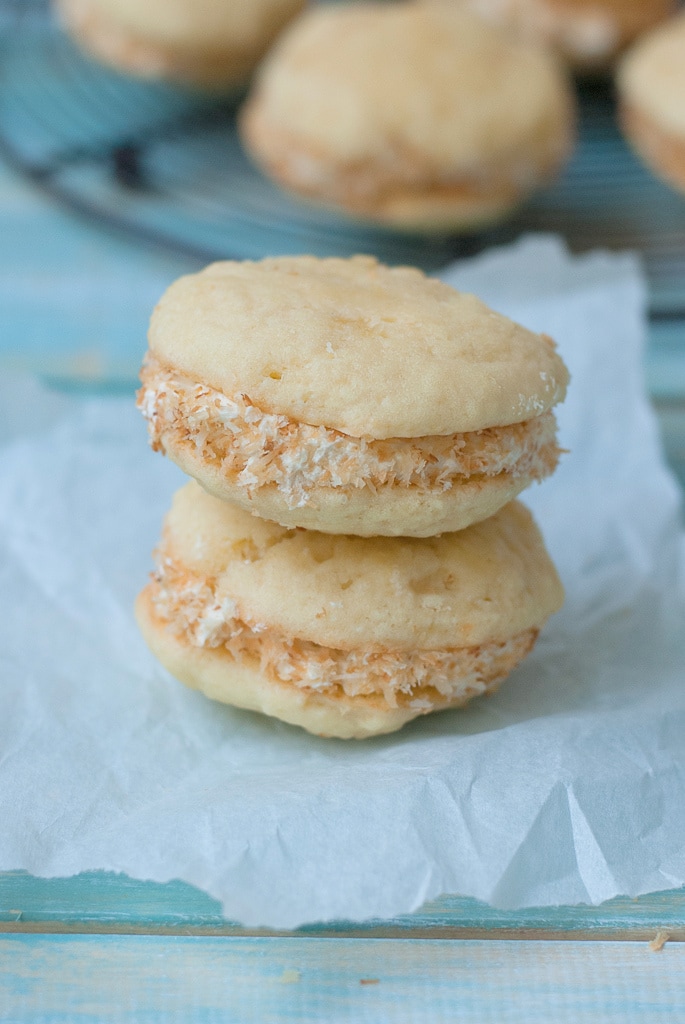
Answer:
[1, 872, 684, 936]
[1, 934, 684, 1023]
[0, 163, 195, 384]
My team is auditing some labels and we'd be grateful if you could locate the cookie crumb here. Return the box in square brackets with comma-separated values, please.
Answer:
[279, 969, 301, 984]
[649, 930, 670, 952]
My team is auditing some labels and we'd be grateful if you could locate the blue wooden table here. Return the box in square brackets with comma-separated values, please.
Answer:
[2, 76, 685, 1020]
[1, 871, 685, 1020]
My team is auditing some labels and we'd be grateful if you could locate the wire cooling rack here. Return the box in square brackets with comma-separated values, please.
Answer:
[2, 0, 685, 319]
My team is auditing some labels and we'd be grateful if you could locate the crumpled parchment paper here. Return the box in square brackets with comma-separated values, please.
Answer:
[1, 236, 684, 928]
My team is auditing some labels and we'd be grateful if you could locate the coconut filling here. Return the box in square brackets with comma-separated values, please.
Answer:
[139, 357, 560, 509]
[149, 550, 539, 710]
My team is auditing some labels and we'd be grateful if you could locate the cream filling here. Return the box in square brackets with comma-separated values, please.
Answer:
[150, 550, 538, 710]
[139, 357, 560, 509]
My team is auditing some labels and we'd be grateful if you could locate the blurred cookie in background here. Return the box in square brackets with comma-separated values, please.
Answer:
[618, 11, 685, 196]
[239, 2, 575, 232]
[55, 0, 306, 90]
[456, 0, 677, 72]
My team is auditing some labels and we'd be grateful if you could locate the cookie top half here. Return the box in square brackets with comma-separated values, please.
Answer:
[163, 481, 564, 650]
[148, 255, 568, 438]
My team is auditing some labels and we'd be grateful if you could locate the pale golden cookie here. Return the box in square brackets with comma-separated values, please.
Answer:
[138, 255, 569, 537]
[56, 0, 306, 89]
[459, 0, 676, 71]
[239, 2, 575, 230]
[136, 482, 564, 738]
[618, 12, 685, 195]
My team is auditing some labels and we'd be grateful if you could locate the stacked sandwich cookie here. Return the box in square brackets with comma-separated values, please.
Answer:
[136, 255, 568, 738]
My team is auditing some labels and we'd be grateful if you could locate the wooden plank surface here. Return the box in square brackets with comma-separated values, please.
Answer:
[1, 873, 684, 940]
[2, 934, 684, 1023]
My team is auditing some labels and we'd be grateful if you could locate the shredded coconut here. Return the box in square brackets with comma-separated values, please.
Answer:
[139, 356, 560, 508]
[149, 550, 538, 710]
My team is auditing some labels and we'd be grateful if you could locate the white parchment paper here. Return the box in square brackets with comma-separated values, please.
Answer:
[1, 236, 684, 927]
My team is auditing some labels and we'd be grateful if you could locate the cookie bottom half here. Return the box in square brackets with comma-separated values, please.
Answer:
[139, 358, 560, 537]
[172, 438, 540, 537]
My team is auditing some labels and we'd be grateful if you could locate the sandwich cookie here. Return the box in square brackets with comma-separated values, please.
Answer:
[618, 12, 685, 196]
[138, 256, 569, 538]
[56, 0, 306, 89]
[460, 0, 676, 71]
[239, 2, 575, 231]
[136, 482, 564, 739]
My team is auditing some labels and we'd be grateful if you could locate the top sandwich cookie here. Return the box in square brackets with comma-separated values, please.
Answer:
[139, 255, 568, 538]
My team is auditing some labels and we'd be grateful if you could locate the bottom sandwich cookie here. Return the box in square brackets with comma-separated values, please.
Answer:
[136, 482, 564, 739]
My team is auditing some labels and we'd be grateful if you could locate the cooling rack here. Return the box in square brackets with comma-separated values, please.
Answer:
[2, 0, 685, 319]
